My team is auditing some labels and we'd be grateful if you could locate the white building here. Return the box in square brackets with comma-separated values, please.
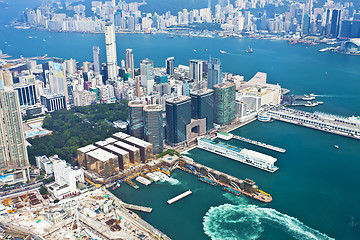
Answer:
[47, 156, 84, 199]
[105, 21, 118, 81]
[35, 156, 54, 175]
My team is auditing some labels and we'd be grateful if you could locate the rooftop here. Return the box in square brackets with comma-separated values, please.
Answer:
[114, 141, 139, 152]
[78, 144, 98, 153]
[241, 149, 277, 164]
[213, 81, 236, 89]
[128, 100, 146, 108]
[190, 88, 214, 96]
[113, 132, 131, 140]
[166, 95, 191, 104]
[86, 148, 117, 162]
[95, 138, 117, 147]
[103, 144, 129, 156]
[143, 104, 162, 112]
[125, 136, 152, 148]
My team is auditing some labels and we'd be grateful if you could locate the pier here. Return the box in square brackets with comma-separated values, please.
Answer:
[267, 107, 360, 140]
[217, 132, 286, 153]
[164, 158, 272, 203]
[167, 190, 192, 204]
[121, 203, 152, 213]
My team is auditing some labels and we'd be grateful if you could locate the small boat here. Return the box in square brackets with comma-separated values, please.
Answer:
[220, 50, 228, 54]
[245, 46, 253, 53]
[334, 145, 339, 149]
[193, 49, 197, 52]
[112, 182, 120, 190]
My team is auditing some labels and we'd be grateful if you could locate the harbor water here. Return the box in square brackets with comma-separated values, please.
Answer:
[1, 2, 360, 239]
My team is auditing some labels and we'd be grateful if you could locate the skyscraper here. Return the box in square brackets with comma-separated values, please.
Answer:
[93, 46, 102, 73]
[330, 9, 341, 38]
[0, 88, 30, 184]
[13, 83, 37, 107]
[143, 105, 163, 154]
[166, 57, 174, 76]
[128, 100, 146, 139]
[125, 49, 135, 79]
[166, 96, 191, 146]
[189, 59, 203, 82]
[48, 59, 68, 109]
[105, 21, 118, 81]
[140, 59, 155, 94]
[190, 89, 214, 131]
[207, 57, 222, 89]
[213, 81, 236, 125]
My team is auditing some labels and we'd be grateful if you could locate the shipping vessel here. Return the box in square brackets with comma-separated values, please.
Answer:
[197, 138, 279, 173]
[136, 176, 151, 186]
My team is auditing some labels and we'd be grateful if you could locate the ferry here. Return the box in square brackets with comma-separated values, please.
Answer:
[136, 176, 151, 186]
[302, 94, 316, 101]
[112, 182, 120, 190]
[304, 101, 318, 107]
[152, 171, 170, 181]
[220, 50, 228, 54]
[146, 172, 160, 182]
[197, 138, 279, 173]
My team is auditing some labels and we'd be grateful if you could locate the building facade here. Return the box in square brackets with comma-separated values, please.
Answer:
[143, 104, 163, 154]
[213, 82, 236, 125]
[105, 21, 118, 81]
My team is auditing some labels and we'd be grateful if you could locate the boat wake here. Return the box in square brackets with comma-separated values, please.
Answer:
[158, 177, 181, 185]
[314, 94, 358, 99]
[203, 194, 334, 240]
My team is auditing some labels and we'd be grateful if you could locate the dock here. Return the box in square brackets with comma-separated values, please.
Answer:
[121, 203, 152, 213]
[267, 106, 360, 140]
[232, 135, 286, 153]
[167, 190, 192, 204]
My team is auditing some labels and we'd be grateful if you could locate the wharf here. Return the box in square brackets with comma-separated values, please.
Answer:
[167, 190, 192, 204]
[267, 106, 360, 140]
[231, 134, 286, 153]
[121, 203, 152, 213]
[168, 158, 272, 203]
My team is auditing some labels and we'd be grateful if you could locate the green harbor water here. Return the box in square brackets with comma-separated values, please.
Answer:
[1, 2, 360, 239]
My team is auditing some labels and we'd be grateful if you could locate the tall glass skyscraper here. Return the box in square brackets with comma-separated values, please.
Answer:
[166, 96, 191, 146]
[166, 57, 175, 76]
[207, 57, 222, 89]
[128, 100, 147, 139]
[213, 82, 236, 125]
[189, 59, 203, 82]
[190, 89, 214, 131]
[105, 21, 118, 81]
[143, 105, 163, 154]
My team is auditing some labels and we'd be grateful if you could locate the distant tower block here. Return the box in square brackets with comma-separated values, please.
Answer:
[125, 49, 135, 79]
[143, 105, 164, 154]
[105, 21, 118, 81]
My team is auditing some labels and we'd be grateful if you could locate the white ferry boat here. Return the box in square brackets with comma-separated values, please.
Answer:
[302, 94, 316, 101]
[152, 171, 170, 181]
[146, 172, 160, 182]
[197, 138, 279, 173]
[136, 176, 151, 186]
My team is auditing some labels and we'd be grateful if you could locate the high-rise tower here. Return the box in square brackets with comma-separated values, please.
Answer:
[189, 59, 203, 82]
[0, 88, 30, 184]
[166, 57, 174, 77]
[93, 46, 101, 73]
[105, 21, 118, 81]
[207, 57, 222, 89]
[125, 49, 134, 79]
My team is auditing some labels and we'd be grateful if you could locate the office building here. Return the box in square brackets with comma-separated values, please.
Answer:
[77, 144, 98, 169]
[35, 156, 54, 175]
[48, 60, 68, 108]
[207, 57, 222, 89]
[13, 82, 37, 107]
[105, 21, 118, 81]
[213, 81, 236, 125]
[166, 96, 191, 145]
[125, 49, 135, 79]
[93, 46, 102, 73]
[128, 100, 146, 139]
[40, 93, 66, 112]
[143, 105, 163, 154]
[2, 70, 13, 87]
[140, 59, 155, 94]
[64, 58, 76, 75]
[189, 59, 203, 82]
[330, 9, 341, 38]
[190, 89, 214, 131]
[166, 57, 175, 76]
[0, 89, 30, 185]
